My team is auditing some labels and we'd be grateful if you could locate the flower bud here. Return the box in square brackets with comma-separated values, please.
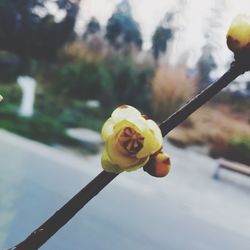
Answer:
[143, 152, 171, 177]
[0, 95, 3, 102]
[227, 14, 250, 53]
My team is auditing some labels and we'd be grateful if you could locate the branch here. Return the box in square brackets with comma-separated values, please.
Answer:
[7, 61, 246, 250]
[159, 61, 246, 136]
[8, 171, 118, 250]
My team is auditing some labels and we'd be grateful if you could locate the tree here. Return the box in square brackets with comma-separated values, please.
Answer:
[152, 26, 172, 61]
[0, 0, 80, 60]
[83, 17, 101, 39]
[197, 44, 216, 89]
[106, 0, 142, 51]
[196, 0, 225, 89]
[152, 13, 174, 61]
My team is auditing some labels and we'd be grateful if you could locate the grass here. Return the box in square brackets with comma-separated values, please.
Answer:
[0, 82, 109, 145]
[151, 64, 197, 121]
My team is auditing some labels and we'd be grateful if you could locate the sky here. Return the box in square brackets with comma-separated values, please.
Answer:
[77, 0, 250, 77]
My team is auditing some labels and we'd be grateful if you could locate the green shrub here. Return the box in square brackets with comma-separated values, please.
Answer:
[0, 106, 69, 145]
[0, 116, 69, 145]
[0, 52, 20, 82]
[41, 55, 154, 115]
[55, 60, 114, 102]
[0, 83, 21, 105]
[105, 56, 154, 114]
[58, 100, 113, 131]
[226, 136, 250, 165]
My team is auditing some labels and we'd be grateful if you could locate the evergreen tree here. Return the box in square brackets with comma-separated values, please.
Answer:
[197, 43, 216, 88]
[0, 0, 80, 60]
[152, 13, 174, 61]
[83, 17, 101, 39]
[106, 0, 142, 50]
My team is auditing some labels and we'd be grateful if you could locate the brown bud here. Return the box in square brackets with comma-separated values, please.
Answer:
[143, 152, 171, 177]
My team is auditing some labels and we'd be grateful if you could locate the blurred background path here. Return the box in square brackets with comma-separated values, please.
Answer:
[1, 129, 250, 250]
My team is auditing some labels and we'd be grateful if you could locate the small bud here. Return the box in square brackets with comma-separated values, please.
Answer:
[143, 152, 171, 178]
[0, 95, 3, 102]
[227, 14, 250, 53]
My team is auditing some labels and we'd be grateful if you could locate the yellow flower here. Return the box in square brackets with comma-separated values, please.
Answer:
[227, 14, 250, 53]
[101, 105, 163, 173]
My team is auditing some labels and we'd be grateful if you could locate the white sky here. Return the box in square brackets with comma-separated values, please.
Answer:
[76, 0, 250, 76]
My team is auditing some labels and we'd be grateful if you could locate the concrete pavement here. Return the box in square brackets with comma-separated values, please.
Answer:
[0, 129, 250, 250]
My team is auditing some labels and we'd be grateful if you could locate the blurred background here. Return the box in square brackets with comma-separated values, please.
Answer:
[0, 0, 250, 249]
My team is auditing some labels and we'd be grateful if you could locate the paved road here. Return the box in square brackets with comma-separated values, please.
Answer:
[0, 130, 250, 250]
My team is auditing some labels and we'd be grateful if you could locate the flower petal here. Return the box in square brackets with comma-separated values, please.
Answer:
[106, 138, 140, 169]
[101, 118, 115, 142]
[125, 156, 149, 172]
[146, 119, 163, 144]
[111, 105, 141, 122]
[136, 119, 163, 158]
[113, 117, 147, 137]
[101, 149, 123, 173]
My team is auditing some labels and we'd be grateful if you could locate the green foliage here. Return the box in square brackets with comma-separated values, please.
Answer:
[151, 12, 174, 60]
[48, 55, 154, 114]
[197, 44, 216, 89]
[152, 26, 172, 60]
[0, 54, 154, 145]
[55, 60, 114, 102]
[83, 17, 101, 39]
[227, 136, 250, 165]
[0, 83, 21, 104]
[0, 83, 107, 144]
[58, 101, 111, 131]
[0, 107, 68, 144]
[105, 56, 154, 114]
[0, 0, 79, 60]
[0, 84, 67, 145]
[106, 0, 142, 50]
[0, 52, 20, 82]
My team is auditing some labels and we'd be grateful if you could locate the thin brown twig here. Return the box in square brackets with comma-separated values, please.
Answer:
[159, 61, 246, 136]
[9, 171, 118, 250]
[7, 60, 248, 250]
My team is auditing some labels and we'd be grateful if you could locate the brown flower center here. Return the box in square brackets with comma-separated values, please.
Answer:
[118, 127, 144, 154]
